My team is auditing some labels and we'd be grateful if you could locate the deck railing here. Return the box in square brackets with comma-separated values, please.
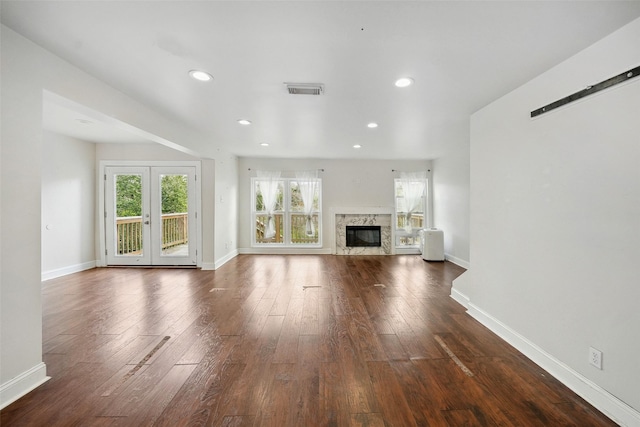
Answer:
[255, 214, 318, 244]
[396, 213, 425, 246]
[116, 213, 188, 255]
[396, 213, 424, 230]
[161, 213, 188, 249]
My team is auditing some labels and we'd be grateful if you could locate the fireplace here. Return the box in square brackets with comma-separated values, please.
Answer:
[332, 208, 393, 255]
[346, 226, 381, 247]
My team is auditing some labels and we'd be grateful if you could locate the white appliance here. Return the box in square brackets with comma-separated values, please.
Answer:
[419, 228, 444, 261]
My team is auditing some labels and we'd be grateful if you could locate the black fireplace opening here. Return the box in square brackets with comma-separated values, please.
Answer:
[346, 226, 381, 247]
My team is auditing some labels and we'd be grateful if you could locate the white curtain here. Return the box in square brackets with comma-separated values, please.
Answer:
[295, 170, 318, 236]
[257, 170, 281, 239]
[399, 171, 426, 233]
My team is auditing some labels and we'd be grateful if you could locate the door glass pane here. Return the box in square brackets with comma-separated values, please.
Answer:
[160, 174, 189, 256]
[115, 174, 143, 256]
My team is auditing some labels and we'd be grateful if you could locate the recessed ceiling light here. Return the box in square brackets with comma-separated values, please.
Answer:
[395, 77, 414, 88]
[260, 143, 269, 147]
[75, 119, 93, 125]
[237, 119, 252, 125]
[189, 70, 213, 82]
[367, 122, 378, 128]
[353, 144, 362, 149]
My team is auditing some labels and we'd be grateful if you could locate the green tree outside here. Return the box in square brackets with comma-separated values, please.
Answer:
[115, 174, 188, 217]
[161, 174, 188, 214]
[116, 174, 142, 217]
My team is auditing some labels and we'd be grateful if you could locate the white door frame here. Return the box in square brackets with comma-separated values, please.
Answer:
[98, 160, 202, 267]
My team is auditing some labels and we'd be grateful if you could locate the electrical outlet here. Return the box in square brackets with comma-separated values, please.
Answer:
[589, 347, 602, 370]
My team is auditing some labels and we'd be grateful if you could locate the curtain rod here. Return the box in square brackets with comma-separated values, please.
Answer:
[392, 169, 431, 172]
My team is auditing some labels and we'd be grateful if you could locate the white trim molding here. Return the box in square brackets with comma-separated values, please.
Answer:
[450, 287, 470, 309]
[238, 248, 332, 256]
[395, 247, 421, 255]
[445, 253, 470, 269]
[450, 288, 640, 426]
[0, 363, 50, 410]
[201, 262, 217, 271]
[42, 260, 96, 281]
[212, 249, 240, 270]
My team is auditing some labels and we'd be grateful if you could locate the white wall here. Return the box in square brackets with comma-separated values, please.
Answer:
[237, 158, 432, 251]
[457, 18, 640, 424]
[432, 119, 471, 268]
[2, 25, 49, 408]
[96, 142, 199, 162]
[214, 151, 239, 268]
[41, 132, 96, 280]
[0, 25, 238, 408]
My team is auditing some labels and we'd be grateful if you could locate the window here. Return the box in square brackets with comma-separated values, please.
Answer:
[395, 175, 427, 247]
[252, 176, 322, 247]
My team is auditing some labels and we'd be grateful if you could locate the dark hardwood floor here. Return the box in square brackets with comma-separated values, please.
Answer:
[1, 255, 616, 426]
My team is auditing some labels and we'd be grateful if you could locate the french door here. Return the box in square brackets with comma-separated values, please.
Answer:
[105, 166, 197, 266]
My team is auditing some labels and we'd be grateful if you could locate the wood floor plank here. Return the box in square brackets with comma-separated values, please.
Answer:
[221, 415, 256, 427]
[345, 297, 388, 362]
[107, 364, 196, 423]
[377, 333, 409, 361]
[255, 362, 296, 427]
[442, 408, 485, 426]
[350, 412, 386, 427]
[1, 256, 618, 427]
[319, 361, 351, 426]
[412, 357, 520, 425]
[288, 335, 321, 426]
[335, 319, 379, 414]
[222, 315, 285, 419]
[390, 360, 449, 427]
[367, 361, 417, 427]
[300, 286, 320, 335]
[272, 298, 303, 364]
[183, 361, 248, 427]
[152, 335, 239, 425]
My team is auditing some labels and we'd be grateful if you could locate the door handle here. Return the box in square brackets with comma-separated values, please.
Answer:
[144, 220, 150, 225]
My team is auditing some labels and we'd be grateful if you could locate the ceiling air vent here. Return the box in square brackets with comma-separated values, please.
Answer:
[285, 82, 324, 95]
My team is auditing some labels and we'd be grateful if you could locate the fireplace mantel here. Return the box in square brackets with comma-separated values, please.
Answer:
[330, 206, 394, 216]
[330, 207, 394, 255]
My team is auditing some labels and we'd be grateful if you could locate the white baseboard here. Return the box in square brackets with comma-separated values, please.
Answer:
[238, 247, 332, 255]
[395, 247, 421, 255]
[445, 253, 470, 269]
[450, 289, 639, 426]
[0, 362, 50, 410]
[208, 249, 239, 270]
[41, 260, 96, 281]
[450, 287, 470, 309]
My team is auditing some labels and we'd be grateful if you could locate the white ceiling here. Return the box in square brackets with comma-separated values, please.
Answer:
[3, 1, 640, 159]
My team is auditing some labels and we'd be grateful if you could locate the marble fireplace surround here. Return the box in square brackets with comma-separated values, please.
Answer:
[331, 207, 394, 255]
